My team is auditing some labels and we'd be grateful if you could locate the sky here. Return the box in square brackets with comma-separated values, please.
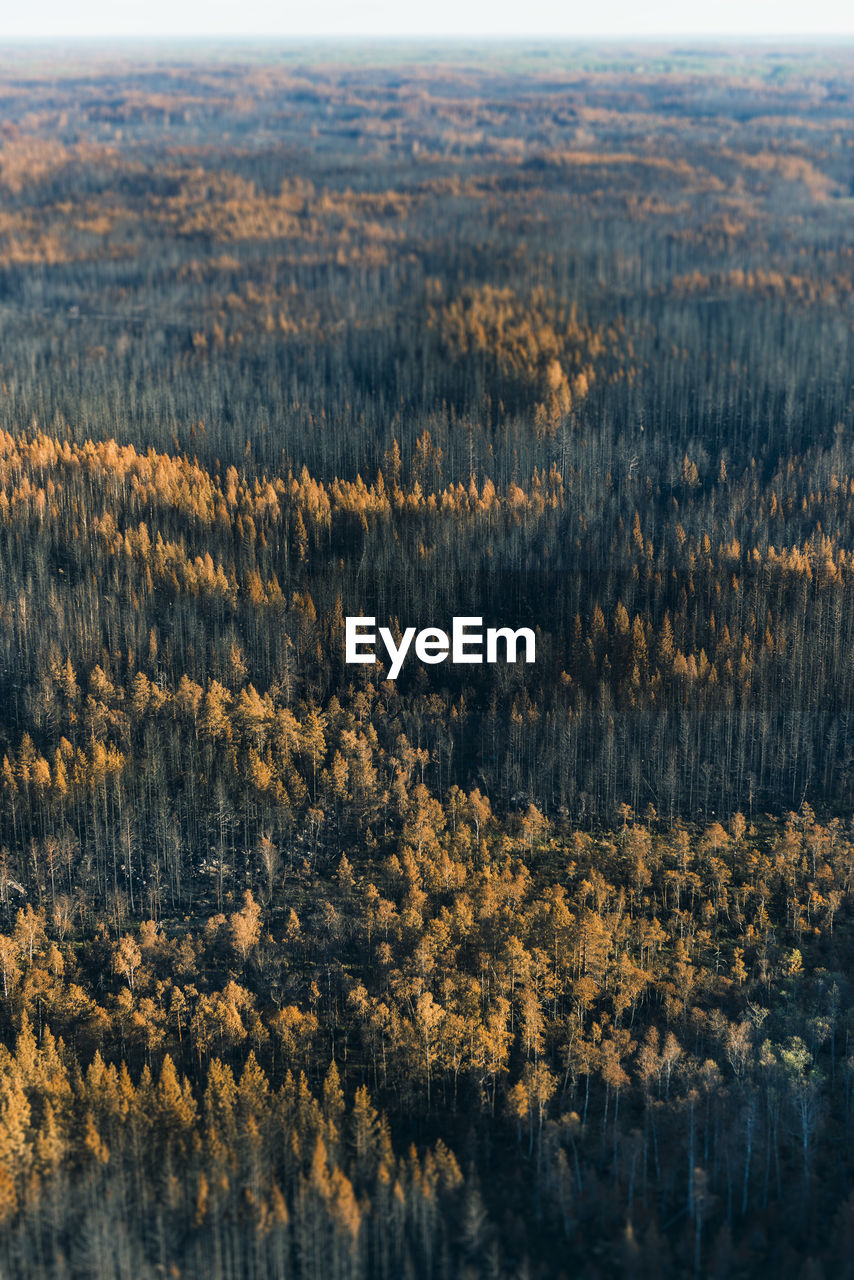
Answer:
[4, 0, 854, 40]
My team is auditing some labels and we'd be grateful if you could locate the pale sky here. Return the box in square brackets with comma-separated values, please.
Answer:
[3, 0, 854, 40]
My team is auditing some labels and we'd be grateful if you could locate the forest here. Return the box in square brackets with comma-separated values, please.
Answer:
[0, 37, 852, 1277]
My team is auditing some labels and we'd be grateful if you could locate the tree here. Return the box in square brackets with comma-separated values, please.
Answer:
[229, 890, 262, 965]
[114, 934, 142, 992]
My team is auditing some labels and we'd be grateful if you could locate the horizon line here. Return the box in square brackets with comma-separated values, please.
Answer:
[3, 32, 854, 44]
